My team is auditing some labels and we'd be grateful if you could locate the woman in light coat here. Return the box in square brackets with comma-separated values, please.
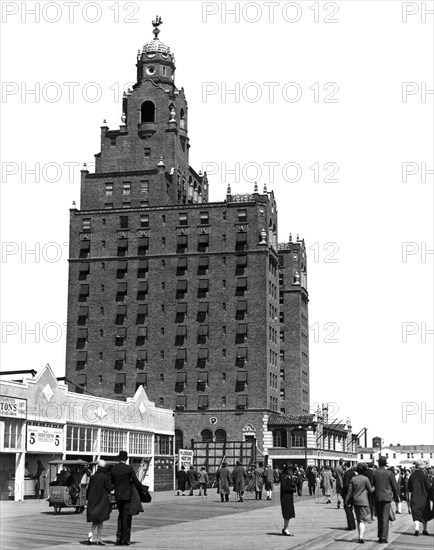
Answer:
[216, 462, 232, 502]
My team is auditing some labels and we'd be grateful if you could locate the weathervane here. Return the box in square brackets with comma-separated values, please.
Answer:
[152, 15, 163, 39]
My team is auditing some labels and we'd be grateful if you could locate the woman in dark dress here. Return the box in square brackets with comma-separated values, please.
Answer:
[176, 465, 188, 496]
[280, 465, 297, 536]
[409, 459, 433, 536]
[86, 460, 113, 545]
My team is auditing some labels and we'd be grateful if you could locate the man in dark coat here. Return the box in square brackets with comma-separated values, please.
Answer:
[306, 466, 317, 496]
[372, 456, 399, 543]
[232, 461, 248, 502]
[334, 459, 344, 509]
[409, 459, 433, 536]
[187, 466, 197, 496]
[86, 460, 113, 545]
[176, 465, 188, 496]
[216, 462, 232, 502]
[341, 462, 356, 530]
[111, 450, 142, 546]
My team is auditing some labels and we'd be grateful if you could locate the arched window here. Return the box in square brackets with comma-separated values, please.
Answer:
[141, 101, 155, 123]
[175, 429, 183, 453]
[180, 108, 186, 129]
[215, 429, 226, 442]
[201, 429, 213, 442]
[273, 429, 287, 448]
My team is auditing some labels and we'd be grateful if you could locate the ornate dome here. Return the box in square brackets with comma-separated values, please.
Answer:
[142, 39, 171, 56]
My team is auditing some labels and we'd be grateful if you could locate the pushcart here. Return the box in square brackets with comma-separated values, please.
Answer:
[47, 459, 90, 514]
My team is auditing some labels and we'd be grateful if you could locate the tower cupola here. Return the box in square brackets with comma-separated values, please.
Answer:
[136, 16, 176, 85]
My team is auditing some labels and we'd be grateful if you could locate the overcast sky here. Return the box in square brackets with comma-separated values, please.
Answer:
[1, 1, 433, 446]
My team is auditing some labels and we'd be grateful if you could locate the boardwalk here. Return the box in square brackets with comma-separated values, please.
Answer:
[0, 488, 431, 550]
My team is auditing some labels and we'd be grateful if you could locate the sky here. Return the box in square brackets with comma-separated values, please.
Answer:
[1, 0, 433, 447]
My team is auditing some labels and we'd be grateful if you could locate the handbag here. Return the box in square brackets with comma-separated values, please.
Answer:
[137, 483, 152, 503]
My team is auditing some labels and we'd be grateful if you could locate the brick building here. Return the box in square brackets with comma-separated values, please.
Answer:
[65, 18, 310, 451]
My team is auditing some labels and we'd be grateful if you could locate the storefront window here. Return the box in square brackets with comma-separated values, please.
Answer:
[3, 419, 23, 449]
[66, 425, 98, 452]
[154, 434, 173, 456]
[129, 432, 152, 455]
[100, 428, 127, 454]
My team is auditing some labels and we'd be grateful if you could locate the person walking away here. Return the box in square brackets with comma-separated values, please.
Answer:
[39, 470, 47, 499]
[393, 467, 403, 514]
[86, 460, 113, 545]
[111, 450, 143, 546]
[346, 462, 375, 544]
[402, 469, 411, 513]
[187, 465, 197, 496]
[216, 462, 232, 502]
[342, 462, 357, 531]
[364, 465, 375, 521]
[280, 465, 297, 536]
[409, 459, 432, 536]
[69, 464, 90, 505]
[306, 466, 317, 496]
[296, 467, 305, 497]
[176, 465, 188, 496]
[334, 459, 344, 509]
[197, 467, 208, 496]
[253, 461, 265, 500]
[321, 465, 335, 505]
[264, 465, 274, 501]
[34, 459, 45, 498]
[0, 466, 9, 501]
[232, 461, 248, 502]
[372, 456, 399, 544]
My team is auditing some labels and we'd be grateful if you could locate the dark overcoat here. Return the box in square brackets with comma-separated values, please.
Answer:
[409, 470, 433, 522]
[280, 474, 296, 520]
[216, 467, 232, 494]
[232, 465, 247, 492]
[86, 468, 113, 523]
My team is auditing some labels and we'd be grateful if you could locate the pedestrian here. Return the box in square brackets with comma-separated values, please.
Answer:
[321, 465, 334, 504]
[364, 464, 375, 520]
[187, 465, 197, 496]
[264, 464, 274, 501]
[110, 450, 143, 546]
[176, 465, 187, 496]
[402, 469, 412, 513]
[393, 466, 403, 514]
[69, 464, 90, 505]
[280, 464, 297, 536]
[39, 470, 47, 499]
[372, 455, 399, 544]
[409, 459, 432, 536]
[341, 462, 356, 531]
[334, 459, 344, 509]
[253, 461, 265, 500]
[296, 467, 305, 497]
[86, 460, 114, 546]
[197, 467, 209, 496]
[0, 465, 9, 500]
[216, 462, 232, 502]
[306, 466, 317, 496]
[346, 462, 375, 544]
[232, 461, 248, 502]
[34, 459, 45, 498]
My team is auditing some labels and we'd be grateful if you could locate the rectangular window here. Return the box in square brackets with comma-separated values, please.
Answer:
[78, 306, 89, 325]
[236, 347, 247, 366]
[235, 232, 247, 250]
[136, 305, 148, 325]
[76, 351, 88, 369]
[117, 237, 128, 256]
[82, 218, 91, 231]
[175, 349, 187, 367]
[177, 235, 188, 251]
[236, 255, 247, 268]
[137, 259, 148, 278]
[198, 256, 209, 272]
[198, 395, 209, 410]
[79, 240, 90, 259]
[122, 182, 131, 195]
[136, 350, 147, 369]
[129, 431, 152, 455]
[197, 234, 209, 251]
[78, 284, 89, 301]
[115, 327, 126, 346]
[141, 215, 149, 227]
[176, 396, 187, 410]
[114, 372, 126, 393]
[199, 212, 209, 225]
[198, 279, 209, 292]
[197, 348, 209, 367]
[177, 257, 188, 272]
[237, 209, 247, 223]
[78, 262, 90, 280]
[154, 434, 173, 456]
[140, 181, 149, 194]
[197, 302, 209, 317]
[179, 213, 188, 226]
[137, 281, 148, 299]
[177, 280, 188, 293]
[115, 350, 126, 370]
[3, 419, 23, 450]
[236, 277, 247, 290]
[175, 372, 187, 392]
[138, 237, 149, 255]
[120, 215, 129, 229]
[115, 304, 127, 325]
[236, 395, 248, 410]
[116, 282, 127, 301]
[197, 371, 208, 391]
[144, 149, 150, 158]
[100, 428, 127, 454]
[66, 425, 98, 453]
[105, 183, 113, 196]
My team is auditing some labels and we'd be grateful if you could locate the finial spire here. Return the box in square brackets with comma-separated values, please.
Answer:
[152, 15, 163, 39]
[263, 183, 267, 193]
[253, 182, 258, 193]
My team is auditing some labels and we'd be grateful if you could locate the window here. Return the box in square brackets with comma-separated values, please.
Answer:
[280, 388, 285, 399]
[273, 429, 287, 448]
[78, 262, 90, 280]
[115, 350, 126, 370]
[236, 347, 247, 366]
[236, 395, 248, 410]
[197, 302, 209, 321]
[82, 218, 91, 231]
[154, 434, 173, 456]
[144, 148, 151, 157]
[236, 323, 248, 343]
[136, 350, 147, 369]
[66, 425, 98, 453]
[78, 284, 89, 302]
[236, 277, 247, 293]
[198, 279, 209, 296]
[197, 325, 209, 343]
[115, 305, 127, 325]
[105, 203, 113, 209]
[176, 280, 188, 295]
[175, 349, 187, 368]
[176, 396, 187, 410]
[215, 429, 226, 442]
[237, 209, 247, 223]
[116, 282, 127, 301]
[129, 431, 152, 455]
[291, 432, 306, 448]
[138, 237, 149, 255]
[79, 240, 90, 259]
[236, 371, 247, 391]
[137, 259, 148, 278]
[120, 215, 129, 229]
[140, 181, 149, 194]
[201, 429, 212, 442]
[236, 255, 247, 269]
[198, 234, 209, 252]
[175, 372, 186, 392]
[136, 305, 148, 325]
[101, 428, 127, 453]
[280, 369, 285, 380]
[177, 235, 188, 252]
[105, 183, 113, 196]
[114, 372, 126, 393]
[198, 395, 209, 410]
[236, 300, 247, 319]
[197, 371, 208, 391]
[115, 327, 126, 346]
[177, 257, 187, 274]
[197, 348, 209, 367]
[198, 256, 209, 274]
[175, 429, 184, 453]
[117, 261, 127, 279]
[117, 237, 128, 257]
[235, 232, 247, 250]
[76, 328, 88, 349]
[3, 419, 23, 449]
[137, 281, 148, 300]
[78, 306, 89, 325]
[179, 213, 188, 226]
[199, 212, 209, 225]
[141, 101, 155, 123]
[122, 182, 131, 195]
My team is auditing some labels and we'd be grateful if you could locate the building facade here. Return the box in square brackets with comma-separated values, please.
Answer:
[64, 19, 309, 451]
[0, 365, 174, 499]
[358, 438, 434, 468]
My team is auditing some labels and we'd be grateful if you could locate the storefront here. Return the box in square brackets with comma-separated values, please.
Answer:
[0, 366, 175, 500]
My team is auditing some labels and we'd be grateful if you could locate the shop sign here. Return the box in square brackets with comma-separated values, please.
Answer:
[0, 396, 26, 419]
[27, 425, 63, 452]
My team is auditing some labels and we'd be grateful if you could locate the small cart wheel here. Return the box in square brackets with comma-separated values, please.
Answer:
[54, 505, 61, 514]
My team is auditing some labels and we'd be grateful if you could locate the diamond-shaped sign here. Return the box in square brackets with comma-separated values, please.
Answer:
[95, 406, 107, 420]
[41, 384, 54, 402]
[139, 402, 146, 415]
